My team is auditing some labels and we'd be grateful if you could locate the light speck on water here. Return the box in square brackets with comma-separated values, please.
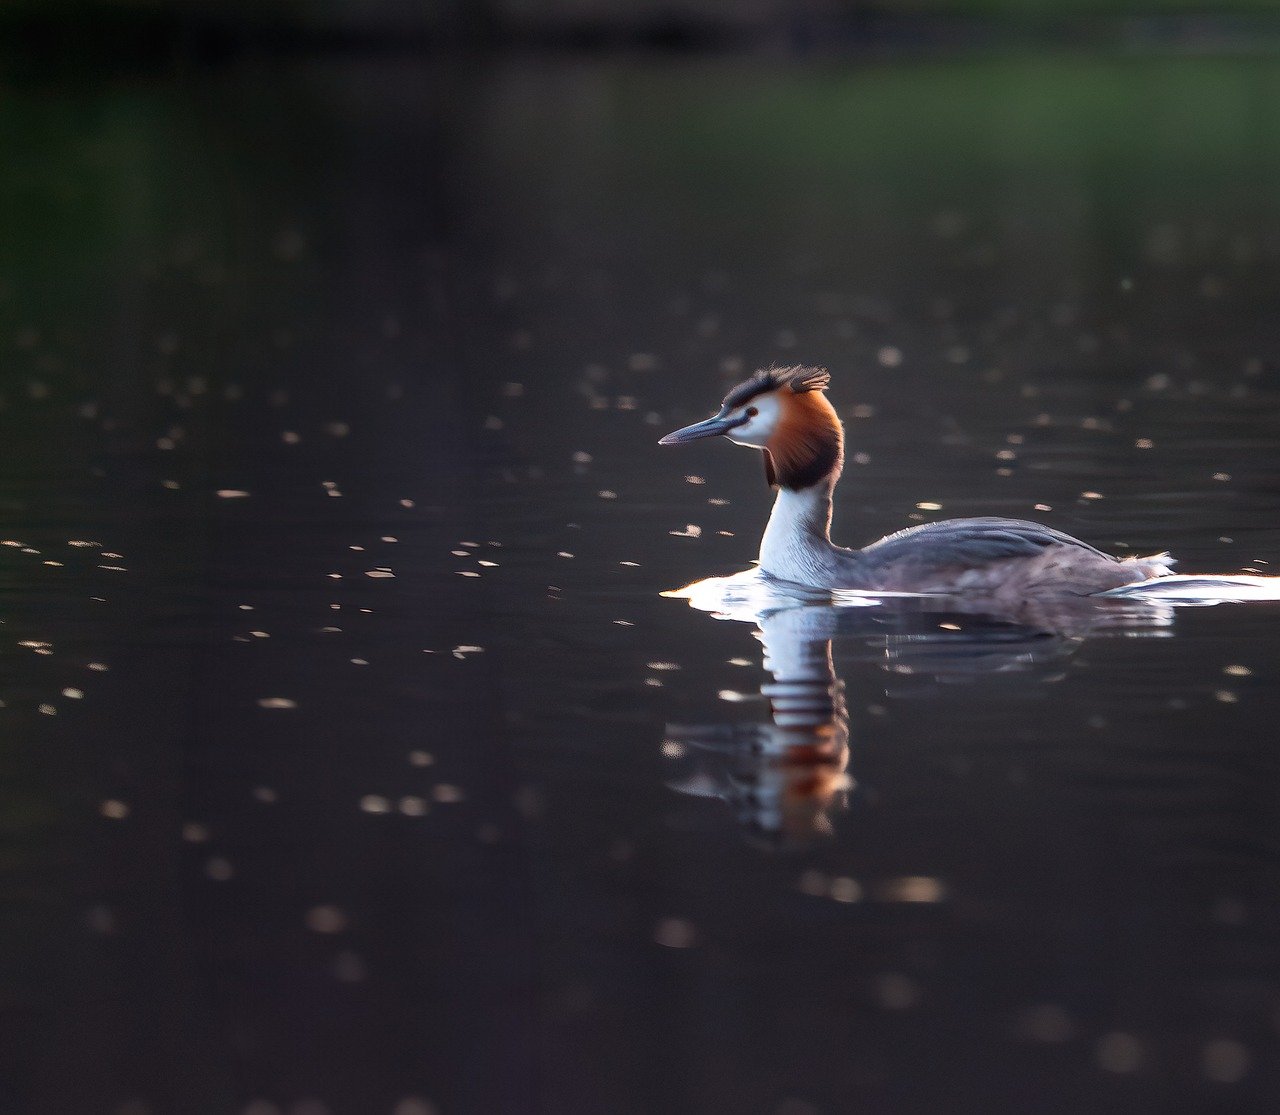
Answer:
[654, 918, 698, 948]
[206, 858, 234, 882]
[1015, 1004, 1076, 1044]
[1202, 1038, 1252, 1083]
[830, 877, 863, 903]
[874, 973, 921, 1010]
[304, 905, 349, 934]
[876, 877, 947, 903]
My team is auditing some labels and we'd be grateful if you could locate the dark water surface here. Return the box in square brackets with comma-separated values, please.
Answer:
[4, 53, 1280, 1115]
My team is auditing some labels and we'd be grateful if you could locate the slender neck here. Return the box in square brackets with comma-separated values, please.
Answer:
[758, 475, 841, 582]
[756, 395, 849, 584]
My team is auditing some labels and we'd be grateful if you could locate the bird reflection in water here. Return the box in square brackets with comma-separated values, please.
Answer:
[665, 603, 853, 843]
[662, 570, 1181, 845]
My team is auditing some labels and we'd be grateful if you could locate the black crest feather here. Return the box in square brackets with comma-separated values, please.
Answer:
[722, 365, 830, 409]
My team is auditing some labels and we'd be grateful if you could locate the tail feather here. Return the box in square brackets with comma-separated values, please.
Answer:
[1121, 551, 1175, 578]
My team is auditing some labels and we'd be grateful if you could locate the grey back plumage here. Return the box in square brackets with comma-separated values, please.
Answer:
[860, 517, 1112, 569]
[844, 515, 1170, 596]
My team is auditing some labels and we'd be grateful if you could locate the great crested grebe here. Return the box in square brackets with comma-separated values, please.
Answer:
[659, 365, 1174, 599]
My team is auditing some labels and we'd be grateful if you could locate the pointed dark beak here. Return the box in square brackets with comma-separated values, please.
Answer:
[658, 412, 746, 445]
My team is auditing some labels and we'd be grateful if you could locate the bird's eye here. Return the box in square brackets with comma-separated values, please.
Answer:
[746, 406, 758, 418]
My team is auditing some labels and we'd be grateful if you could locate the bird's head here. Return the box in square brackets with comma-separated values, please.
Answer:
[659, 365, 844, 490]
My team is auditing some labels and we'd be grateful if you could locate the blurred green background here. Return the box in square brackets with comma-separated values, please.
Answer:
[7, 0, 1280, 58]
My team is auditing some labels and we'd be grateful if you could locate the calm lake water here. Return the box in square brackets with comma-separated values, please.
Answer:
[4, 51, 1280, 1115]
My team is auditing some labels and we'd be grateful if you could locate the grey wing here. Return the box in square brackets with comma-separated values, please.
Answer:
[859, 516, 1114, 569]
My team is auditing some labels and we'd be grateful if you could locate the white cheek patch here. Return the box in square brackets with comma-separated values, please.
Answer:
[727, 396, 781, 446]
[726, 421, 762, 447]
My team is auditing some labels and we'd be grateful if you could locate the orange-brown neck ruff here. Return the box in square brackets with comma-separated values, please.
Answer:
[766, 392, 844, 491]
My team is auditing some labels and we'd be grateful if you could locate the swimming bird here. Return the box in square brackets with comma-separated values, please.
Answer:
[659, 365, 1174, 599]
